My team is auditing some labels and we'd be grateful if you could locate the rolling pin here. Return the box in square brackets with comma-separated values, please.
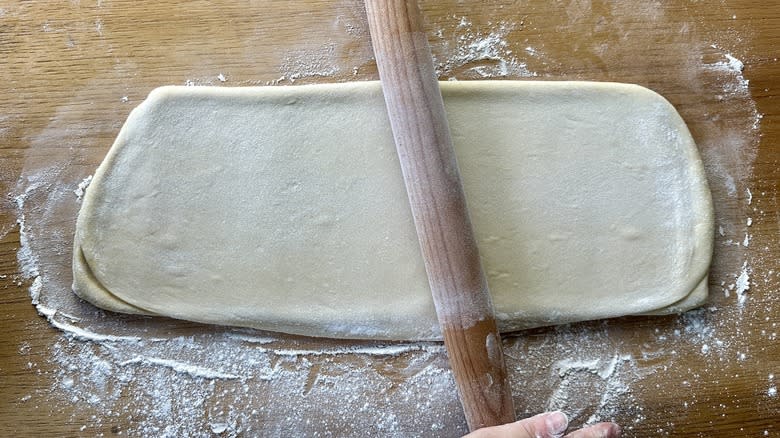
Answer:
[363, 0, 516, 431]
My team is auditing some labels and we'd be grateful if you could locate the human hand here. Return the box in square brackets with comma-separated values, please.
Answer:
[463, 411, 620, 438]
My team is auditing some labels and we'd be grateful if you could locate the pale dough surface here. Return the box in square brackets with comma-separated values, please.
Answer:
[73, 81, 713, 340]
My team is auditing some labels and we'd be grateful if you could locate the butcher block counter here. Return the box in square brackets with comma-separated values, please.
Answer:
[1, 1, 778, 436]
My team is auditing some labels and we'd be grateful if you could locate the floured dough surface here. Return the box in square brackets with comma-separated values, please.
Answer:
[73, 81, 713, 340]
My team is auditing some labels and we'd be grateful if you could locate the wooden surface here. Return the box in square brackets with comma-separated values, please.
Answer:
[1, 0, 779, 436]
[365, 0, 514, 430]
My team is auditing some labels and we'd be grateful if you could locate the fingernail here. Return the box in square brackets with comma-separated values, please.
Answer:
[608, 423, 622, 438]
[545, 411, 568, 435]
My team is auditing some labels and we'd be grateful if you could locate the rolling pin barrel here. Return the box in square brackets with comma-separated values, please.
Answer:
[363, 0, 516, 430]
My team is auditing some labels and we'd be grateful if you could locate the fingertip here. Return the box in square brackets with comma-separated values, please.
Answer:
[545, 411, 569, 435]
[593, 422, 622, 438]
[607, 422, 622, 438]
[562, 421, 621, 438]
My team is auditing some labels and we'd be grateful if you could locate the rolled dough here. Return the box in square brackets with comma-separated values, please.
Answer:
[73, 81, 713, 340]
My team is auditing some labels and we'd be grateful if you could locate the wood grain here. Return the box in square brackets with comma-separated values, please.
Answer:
[364, 0, 514, 430]
[1, 1, 779, 436]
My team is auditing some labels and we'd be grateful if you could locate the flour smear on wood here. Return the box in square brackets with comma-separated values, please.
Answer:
[8, 3, 775, 437]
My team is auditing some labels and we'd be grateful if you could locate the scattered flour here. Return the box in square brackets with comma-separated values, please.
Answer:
[73, 174, 92, 200]
[8, 4, 775, 437]
[119, 356, 243, 380]
[280, 42, 341, 82]
[431, 18, 537, 79]
[29, 275, 43, 305]
[735, 261, 752, 306]
[698, 47, 761, 201]
[547, 354, 640, 425]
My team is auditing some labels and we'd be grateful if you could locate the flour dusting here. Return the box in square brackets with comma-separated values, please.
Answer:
[547, 354, 641, 425]
[280, 42, 341, 82]
[8, 3, 776, 436]
[735, 261, 751, 306]
[119, 356, 243, 380]
[431, 18, 537, 79]
[73, 174, 92, 200]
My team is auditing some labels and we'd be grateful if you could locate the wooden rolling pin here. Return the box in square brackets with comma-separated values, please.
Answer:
[363, 0, 516, 431]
